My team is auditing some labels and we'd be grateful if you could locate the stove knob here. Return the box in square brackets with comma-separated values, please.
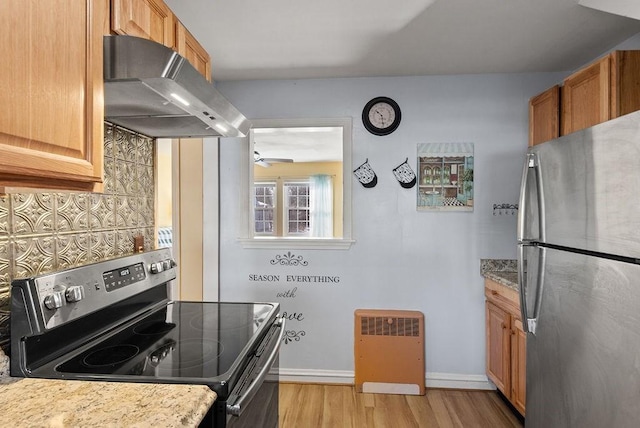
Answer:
[162, 259, 173, 270]
[149, 262, 164, 274]
[43, 292, 64, 310]
[65, 285, 84, 303]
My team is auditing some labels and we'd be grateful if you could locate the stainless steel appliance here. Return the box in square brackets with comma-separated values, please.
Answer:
[10, 249, 283, 428]
[104, 35, 251, 139]
[517, 110, 640, 427]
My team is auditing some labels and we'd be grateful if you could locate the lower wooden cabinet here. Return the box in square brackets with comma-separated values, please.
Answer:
[510, 317, 527, 415]
[485, 279, 526, 416]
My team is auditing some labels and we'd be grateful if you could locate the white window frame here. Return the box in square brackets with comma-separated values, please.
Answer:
[239, 117, 354, 250]
[254, 181, 277, 236]
[283, 180, 311, 237]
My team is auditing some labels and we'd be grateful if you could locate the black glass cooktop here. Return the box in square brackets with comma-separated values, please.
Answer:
[56, 302, 275, 379]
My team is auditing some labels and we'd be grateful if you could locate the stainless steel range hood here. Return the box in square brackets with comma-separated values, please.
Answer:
[103, 35, 250, 138]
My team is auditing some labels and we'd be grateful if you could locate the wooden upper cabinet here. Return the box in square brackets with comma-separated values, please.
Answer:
[561, 50, 640, 136]
[529, 85, 560, 146]
[0, 0, 105, 192]
[611, 50, 640, 119]
[175, 20, 212, 82]
[561, 55, 611, 135]
[111, 0, 175, 48]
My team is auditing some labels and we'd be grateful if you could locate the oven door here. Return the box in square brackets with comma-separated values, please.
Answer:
[225, 318, 284, 428]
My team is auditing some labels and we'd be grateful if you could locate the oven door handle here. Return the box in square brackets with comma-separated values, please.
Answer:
[226, 317, 285, 417]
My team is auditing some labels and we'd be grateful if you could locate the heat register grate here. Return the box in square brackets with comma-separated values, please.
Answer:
[354, 309, 425, 395]
[360, 316, 421, 337]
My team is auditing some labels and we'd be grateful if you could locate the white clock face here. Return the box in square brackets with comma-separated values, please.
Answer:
[368, 102, 396, 129]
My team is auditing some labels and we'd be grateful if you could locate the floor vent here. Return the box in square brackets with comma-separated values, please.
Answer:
[354, 309, 425, 395]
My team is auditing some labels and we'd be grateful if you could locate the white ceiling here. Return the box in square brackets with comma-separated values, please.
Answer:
[165, 0, 640, 81]
[253, 126, 343, 164]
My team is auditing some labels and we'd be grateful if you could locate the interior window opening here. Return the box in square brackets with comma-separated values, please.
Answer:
[242, 117, 353, 249]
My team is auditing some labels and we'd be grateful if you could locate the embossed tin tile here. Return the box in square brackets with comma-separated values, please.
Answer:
[55, 193, 88, 232]
[127, 164, 141, 196]
[139, 197, 155, 227]
[143, 227, 155, 251]
[115, 229, 136, 256]
[0, 194, 9, 236]
[89, 231, 116, 262]
[103, 156, 116, 194]
[104, 123, 115, 159]
[89, 194, 115, 231]
[113, 126, 132, 162]
[115, 161, 136, 196]
[56, 232, 90, 270]
[115, 196, 137, 228]
[137, 136, 154, 166]
[13, 236, 55, 279]
[0, 238, 10, 297]
[138, 165, 154, 197]
[12, 193, 55, 236]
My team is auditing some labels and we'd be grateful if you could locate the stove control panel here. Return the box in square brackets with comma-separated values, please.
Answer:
[13, 248, 176, 332]
[103, 262, 146, 292]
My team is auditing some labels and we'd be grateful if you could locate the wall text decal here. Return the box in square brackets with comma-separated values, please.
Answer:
[270, 251, 309, 266]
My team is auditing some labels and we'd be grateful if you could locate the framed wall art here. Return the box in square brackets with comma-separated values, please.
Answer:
[417, 142, 474, 211]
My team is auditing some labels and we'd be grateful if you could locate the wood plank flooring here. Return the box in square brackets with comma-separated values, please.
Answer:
[279, 384, 523, 428]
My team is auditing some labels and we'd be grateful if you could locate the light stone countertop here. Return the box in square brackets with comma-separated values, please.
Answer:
[0, 377, 216, 427]
[480, 259, 518, 291]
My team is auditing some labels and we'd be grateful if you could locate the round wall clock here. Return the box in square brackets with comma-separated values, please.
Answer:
[362, 96, 401, 136]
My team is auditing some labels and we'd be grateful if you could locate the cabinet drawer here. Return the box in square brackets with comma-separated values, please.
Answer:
[484, 278, 520, 318]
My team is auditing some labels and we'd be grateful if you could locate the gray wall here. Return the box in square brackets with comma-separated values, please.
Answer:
[210, 72, 566, 386]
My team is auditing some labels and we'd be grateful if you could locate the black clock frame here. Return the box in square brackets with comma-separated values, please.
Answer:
[362, 96, 401, 136]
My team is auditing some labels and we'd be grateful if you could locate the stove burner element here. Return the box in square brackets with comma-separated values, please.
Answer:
[166, 338, 222, 370]
[133, 321, 176, 336]
[83, 344, 140, 367]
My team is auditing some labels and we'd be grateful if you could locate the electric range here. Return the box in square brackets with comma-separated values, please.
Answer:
[10, 248, 283, 427]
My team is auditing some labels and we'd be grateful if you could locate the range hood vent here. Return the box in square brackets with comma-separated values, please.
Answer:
[103, 35, 250, 139]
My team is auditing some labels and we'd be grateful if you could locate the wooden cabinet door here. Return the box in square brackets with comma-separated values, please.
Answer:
[486, 301, 511, 395]
[611, 50, 640, 119]
[175, 20, 212, 82]
[0, 0, 104, 192]
[112, 0, 175, 48]
[511, 317, 527, 415]
[561, 55, 611, 135]
[529, 85, 559, 146]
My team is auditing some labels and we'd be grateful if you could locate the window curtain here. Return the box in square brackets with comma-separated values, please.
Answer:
[310, 174, 333, 237]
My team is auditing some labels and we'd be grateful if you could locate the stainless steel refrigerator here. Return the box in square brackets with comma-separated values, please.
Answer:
[517, 110, 640, 428]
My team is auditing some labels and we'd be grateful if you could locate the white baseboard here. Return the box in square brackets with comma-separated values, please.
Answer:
[278, 368, 495, 391]
[425, 372, 495, 390]
[279, 368, 353, 384]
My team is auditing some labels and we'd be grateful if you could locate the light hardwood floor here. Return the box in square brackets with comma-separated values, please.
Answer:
[279, 384, 523, 428]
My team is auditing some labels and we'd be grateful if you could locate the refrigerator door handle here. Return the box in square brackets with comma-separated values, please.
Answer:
[518, 244, 546, 335]
[517, 152, 546, 243]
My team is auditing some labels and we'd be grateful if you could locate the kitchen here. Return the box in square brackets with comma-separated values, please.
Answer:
[2, 0, 640, 427]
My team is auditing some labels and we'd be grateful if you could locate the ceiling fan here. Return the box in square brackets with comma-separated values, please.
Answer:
[254, 150, 294, 167]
